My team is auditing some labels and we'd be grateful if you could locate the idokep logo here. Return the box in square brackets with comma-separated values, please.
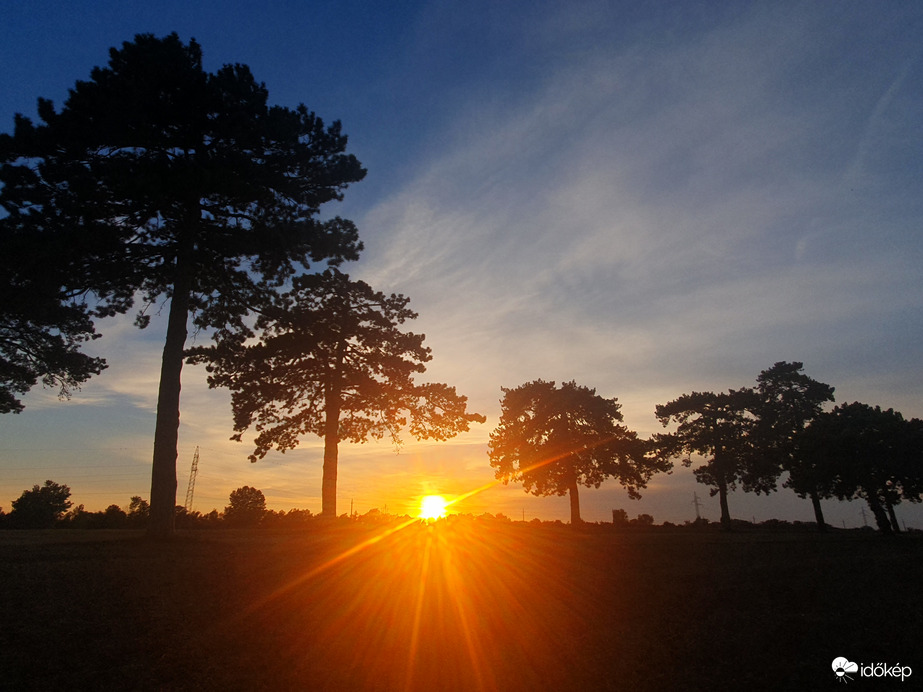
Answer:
[832, 658, 859, 683]
[832, 657, 913, 683]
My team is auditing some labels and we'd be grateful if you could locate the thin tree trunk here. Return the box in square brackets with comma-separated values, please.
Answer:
[568, 477, 581, 525]
[717, 475, 732, 531]
[810, 491, 827, 532]
[321, 345, 343, 518]
[148, 261, 192, 538]
[322, 404, 339, 518]
[714, 449, 732, 531]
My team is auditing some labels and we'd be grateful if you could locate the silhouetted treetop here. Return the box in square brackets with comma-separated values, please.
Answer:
[800, 402, 923, 533]
[8, 480, 73, 528]
[654, 388, 765, 530]
[189, 268, 484, 517]
[489, 380, 665, 524]
[225, 486, 267, 527]
[753, 361, 835, 530]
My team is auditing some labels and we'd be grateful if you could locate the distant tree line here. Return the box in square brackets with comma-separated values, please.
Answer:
[2, 474, 920, 533]
[0, 483, 301, 530]
[652, 361, 922, 533]
[0, 482, 431, 530]
[489, 362, 922, 533]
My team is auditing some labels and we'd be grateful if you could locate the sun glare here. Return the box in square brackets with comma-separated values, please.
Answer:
[419, 495, 449, 520]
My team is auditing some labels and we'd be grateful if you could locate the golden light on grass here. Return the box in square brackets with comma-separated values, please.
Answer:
[231, 496, 576, 690]
[418, 494, 449, 520]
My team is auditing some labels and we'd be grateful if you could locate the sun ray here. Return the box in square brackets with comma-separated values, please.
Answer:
[450, 433, 624, 508]
[237, 516, 419, 619]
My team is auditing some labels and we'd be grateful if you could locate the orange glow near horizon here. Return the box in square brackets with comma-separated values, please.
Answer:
[225, 441, 632, 687]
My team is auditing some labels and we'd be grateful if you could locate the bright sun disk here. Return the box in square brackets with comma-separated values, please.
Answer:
[419, 495, 448, 520]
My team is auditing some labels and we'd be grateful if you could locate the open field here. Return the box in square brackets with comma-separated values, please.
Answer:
[1, 524, 920, 691]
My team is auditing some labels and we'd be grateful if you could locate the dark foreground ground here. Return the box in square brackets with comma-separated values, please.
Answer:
[0, 524, 920, 691]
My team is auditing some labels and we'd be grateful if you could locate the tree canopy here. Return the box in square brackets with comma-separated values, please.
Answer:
[224, 486, 267, 527]
[0, 211, 106, 413]
[0, 261, 106, 413]
[189, 269, 485, 517]
[0, 33, 366, 535]
[654, 388, 766, 530]
[8, 480, 73, 528]
[488, 380, 664, 524]
[799, 402, 923, 533]
[753, 361, 835, 529]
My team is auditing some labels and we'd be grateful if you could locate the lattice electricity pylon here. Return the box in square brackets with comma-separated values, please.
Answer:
[184, 446, 200, 512]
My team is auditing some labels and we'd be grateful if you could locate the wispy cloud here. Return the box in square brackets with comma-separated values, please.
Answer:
[356, 2, 923, 430]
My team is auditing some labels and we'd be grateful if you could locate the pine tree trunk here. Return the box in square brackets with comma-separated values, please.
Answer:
[714, 449, 732, 531]
[322, 406, 339, 518]
[148, 227, 194, 538]
[321, 349, 342, 518]
[568, 477, 582, 525]
[810, 491, 827, 532]
[717, 476, 732, 531]
[148, 266, 191, 538]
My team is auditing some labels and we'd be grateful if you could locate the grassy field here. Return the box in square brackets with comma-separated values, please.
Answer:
[0, 523, 920, 691]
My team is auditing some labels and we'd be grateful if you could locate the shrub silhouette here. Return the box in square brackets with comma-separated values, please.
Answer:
[8, 480, 72, 528]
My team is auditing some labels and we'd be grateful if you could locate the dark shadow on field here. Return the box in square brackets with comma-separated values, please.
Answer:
[0, 525, 920, 691]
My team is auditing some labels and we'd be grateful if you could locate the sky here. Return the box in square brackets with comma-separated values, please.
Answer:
[1, 1, 921, 527]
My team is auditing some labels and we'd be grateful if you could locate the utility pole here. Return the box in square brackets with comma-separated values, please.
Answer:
[692, 492, 702, 520]
[184, 446, 199, 512]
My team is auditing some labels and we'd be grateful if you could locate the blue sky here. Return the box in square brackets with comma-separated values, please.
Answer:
[1, 1, 921, 526]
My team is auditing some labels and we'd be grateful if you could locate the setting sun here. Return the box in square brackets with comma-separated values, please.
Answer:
[419, 495, 449, 520]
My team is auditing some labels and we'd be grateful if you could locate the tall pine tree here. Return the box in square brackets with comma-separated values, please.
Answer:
[0, 34, 366, 535]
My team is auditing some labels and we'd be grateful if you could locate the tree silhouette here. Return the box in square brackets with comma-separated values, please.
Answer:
[190, 269, 485, 517]
[224, 486, 267, 527]
[0, 34, 366, 536]
[102, 504, 128, 528]
[800, 402, 923, 533]
[127, 496, 150, 528]
[753, 362, 835, 530]
[488, 380, 662, 524]
[8, 480, 73, 528]
[654, 389, 766, 531]
[0, 236, 106, 413]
